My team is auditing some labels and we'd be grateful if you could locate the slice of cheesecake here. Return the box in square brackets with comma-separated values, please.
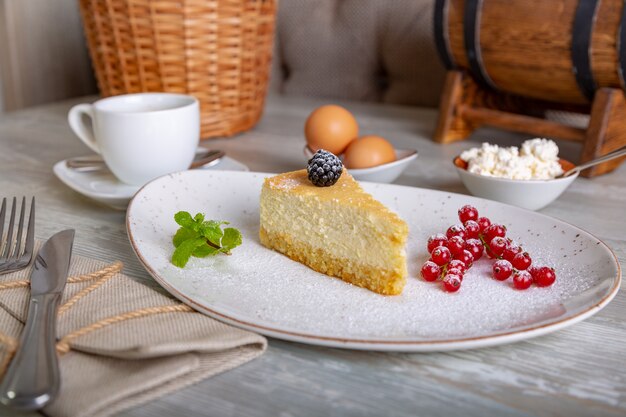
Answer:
[259, 169, 409, 295]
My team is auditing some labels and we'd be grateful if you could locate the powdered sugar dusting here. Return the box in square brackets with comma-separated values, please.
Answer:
[129, 171, 620, 344]
[272, 177, 302, 191]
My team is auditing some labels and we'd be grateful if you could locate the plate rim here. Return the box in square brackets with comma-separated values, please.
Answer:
[126, 170, 622, 351]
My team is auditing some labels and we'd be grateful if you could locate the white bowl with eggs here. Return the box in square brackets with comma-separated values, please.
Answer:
[303, 105, 418, 183]
[453, 156, 578, 211]
[304, 146, 418, 183]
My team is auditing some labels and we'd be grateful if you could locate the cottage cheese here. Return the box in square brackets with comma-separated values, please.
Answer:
[460, 139, 563, 180]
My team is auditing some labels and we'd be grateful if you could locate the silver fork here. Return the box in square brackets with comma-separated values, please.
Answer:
[0, 197, 35, 275]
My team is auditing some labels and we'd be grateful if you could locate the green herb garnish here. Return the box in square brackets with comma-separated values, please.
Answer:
[171, 211, 243, 268]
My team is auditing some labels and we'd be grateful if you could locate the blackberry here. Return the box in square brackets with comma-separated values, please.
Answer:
[307, 149, 343, 187]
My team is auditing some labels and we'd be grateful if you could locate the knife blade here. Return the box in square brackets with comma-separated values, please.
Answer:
[0, 229, 75, 410]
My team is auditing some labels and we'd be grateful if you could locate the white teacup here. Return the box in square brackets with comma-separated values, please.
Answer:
[68, 93, 200, 185]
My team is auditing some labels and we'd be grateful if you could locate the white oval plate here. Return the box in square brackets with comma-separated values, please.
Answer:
[126, 170, 621, 351]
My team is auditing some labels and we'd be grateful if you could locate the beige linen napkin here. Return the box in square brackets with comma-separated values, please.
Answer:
[0, 253, 267, 417]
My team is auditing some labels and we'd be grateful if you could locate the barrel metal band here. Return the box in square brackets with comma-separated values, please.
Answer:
[434, 0, 455, 69]
[572, 0, 599, 101]
[464, 0, 496, 90]
[618, 0, 626, 90]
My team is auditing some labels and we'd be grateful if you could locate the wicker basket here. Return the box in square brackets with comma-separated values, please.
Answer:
[78, 0, 276, 139]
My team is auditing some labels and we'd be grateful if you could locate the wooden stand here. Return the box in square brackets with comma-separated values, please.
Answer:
[434, 71, 626, 177]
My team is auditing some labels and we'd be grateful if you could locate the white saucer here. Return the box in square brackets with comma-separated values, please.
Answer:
[53, 151, 249, 210]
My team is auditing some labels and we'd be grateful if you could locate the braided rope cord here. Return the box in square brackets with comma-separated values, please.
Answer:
[0, 261, 193, 375]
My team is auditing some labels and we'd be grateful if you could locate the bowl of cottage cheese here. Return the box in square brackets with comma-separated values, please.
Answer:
[454, 139, 578, 210]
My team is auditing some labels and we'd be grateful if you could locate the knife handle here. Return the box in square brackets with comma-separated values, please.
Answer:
[0, 293, 62, 410]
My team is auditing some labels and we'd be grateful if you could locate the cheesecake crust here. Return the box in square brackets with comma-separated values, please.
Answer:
[260, 227, 406, 295]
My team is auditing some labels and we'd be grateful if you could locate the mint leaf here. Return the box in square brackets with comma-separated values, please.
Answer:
[173, 227, 199, 247]
[221, 227, 243, 253]
[200, 220, 226, 246]
[202, 220, 228, 228]
[172, 237, 207, 268]
[192, 243, 219, 258]
[174, 211, 196, 229]
[171, 212, 242, 267]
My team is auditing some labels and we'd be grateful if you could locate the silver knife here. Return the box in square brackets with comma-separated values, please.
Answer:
[0, 229, 75, 410]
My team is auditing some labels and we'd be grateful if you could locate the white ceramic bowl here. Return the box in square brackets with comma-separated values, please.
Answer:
[453, 157, 578, 211]
[304, 146, 418, 183]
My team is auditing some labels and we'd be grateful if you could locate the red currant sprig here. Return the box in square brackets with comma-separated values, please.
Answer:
[420, 261, 441, 282]
[420, 238, 475, 292]
[420, 204, 557, 292]
[458, 205, 479, 223]
[481, 223, 557, 290]
[513, 270, 533, 290]
[532, 266, 557, 287]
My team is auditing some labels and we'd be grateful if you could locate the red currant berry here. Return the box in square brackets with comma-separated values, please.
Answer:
[458, 205, 479, 223]
[492, 259, 513, 281]
[485, 224, 507, 242]
[513, 270, 533, 290]
[476, 216, 491, 234]
[489, 236, 508, 258]
[463, 220, 480, 239]
[427, 233, 448, 253]
[454, 249, 474, 269]
[528, 265, 539, 279]
[431, 246, 452, 266]
[447, 267, 464, 280]
[446, 224, 466, 240]
[420, 261, 441, 282]
[511, 252, 532, 270]
[503, 243, 523, 262]
[464, 238, 483, 260]
[445, 236, 465, 256]
[448, 259, 467, 273]
[442, 274, 462, 292]
[534, 266, 557, 287]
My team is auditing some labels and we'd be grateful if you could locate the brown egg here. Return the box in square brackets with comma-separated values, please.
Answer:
[343, 135, 396, 169]
[305, 105, 359, 155]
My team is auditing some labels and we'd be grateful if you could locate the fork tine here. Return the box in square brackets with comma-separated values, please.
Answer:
[0, 197, 16, 260]
[22, 197, 35, 261]
[0, 198, 6, 255]
[11, 197, 26, 260]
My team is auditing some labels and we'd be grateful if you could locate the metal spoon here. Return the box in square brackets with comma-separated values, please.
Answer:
[66, 149, 225, 172]
[558, 145, 626, 178]
[189, 150, 225, 169]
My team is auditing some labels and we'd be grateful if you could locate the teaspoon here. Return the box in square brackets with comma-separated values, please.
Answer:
[66, 149, 224, 172]
[559, 145, 626, 178]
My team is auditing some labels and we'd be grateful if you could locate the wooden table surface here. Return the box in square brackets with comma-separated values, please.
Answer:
[0, 95, 624, 417]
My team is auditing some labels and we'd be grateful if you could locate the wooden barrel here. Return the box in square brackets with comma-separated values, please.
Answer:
[434, 0, 626, 104]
